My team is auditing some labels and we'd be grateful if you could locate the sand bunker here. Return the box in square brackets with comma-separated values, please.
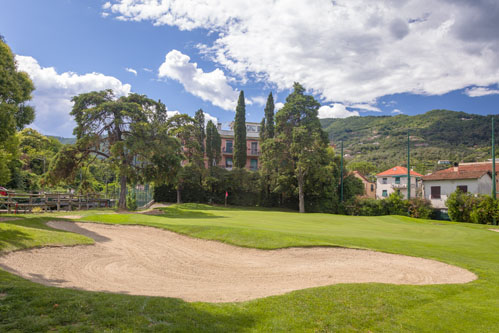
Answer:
[0, 221, 476, 302]
[490, 229, 499, 233]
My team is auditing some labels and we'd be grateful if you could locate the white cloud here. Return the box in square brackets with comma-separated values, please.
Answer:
[275, 102, 284, 111]
[125, 67, 137, 76]
[392, 109, 403, 114]
[204, 112, 218, 125]
[15, 55, 131, 137]
[105, 0, 499, 104]
[158, 49, 238, 110]
[318, 104, 359, 119]
[464, 86, 499, 97]
[349, 104, 381, 112]
[143, 67, 153, 72]
[249, 96, 266, 106]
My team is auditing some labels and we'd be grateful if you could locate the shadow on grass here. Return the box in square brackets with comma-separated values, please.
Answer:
[164, 203, 297, 213]
[158, 206, 225, 219]
[0, 270, 257, 332]
[0, 229, 33, 251]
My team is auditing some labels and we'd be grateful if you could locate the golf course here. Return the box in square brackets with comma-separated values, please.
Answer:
[1, 204, 498, 332]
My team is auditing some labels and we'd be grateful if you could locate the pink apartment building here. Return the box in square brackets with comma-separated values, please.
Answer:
[216, 122, 261, 171]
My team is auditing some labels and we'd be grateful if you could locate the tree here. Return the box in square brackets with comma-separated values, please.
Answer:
[0, 38, 35, 186]
[205, 120, 221, 168]
[194, 109, 205, 153]
[273, 83, 329, 213]
[49, 90, 182, 208]
[346, 161, 377, 176]
[264, 92, 275, 139]
[234, 91, 247, 168]
[166, 114, 204, 203]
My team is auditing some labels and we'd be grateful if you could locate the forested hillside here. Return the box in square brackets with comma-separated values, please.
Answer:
[321, 110, 497, 174]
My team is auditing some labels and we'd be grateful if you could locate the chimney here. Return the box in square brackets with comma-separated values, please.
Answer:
[217, 122, 222, 130]
[453, 162, 459, 172]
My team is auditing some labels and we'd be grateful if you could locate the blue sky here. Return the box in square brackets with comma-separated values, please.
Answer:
[1, 0, 498, 137]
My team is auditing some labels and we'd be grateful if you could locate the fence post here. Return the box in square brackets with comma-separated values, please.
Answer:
[57, 194, 60, 211]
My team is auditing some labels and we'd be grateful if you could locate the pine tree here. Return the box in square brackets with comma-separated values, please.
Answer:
[264, 92, 275, 139]
[233, 91, 247, 168]
[194, 109, 205, 152]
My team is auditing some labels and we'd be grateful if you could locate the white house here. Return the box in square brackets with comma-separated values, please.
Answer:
[376, 166, 423, 199]
[422, 167, 493, 209]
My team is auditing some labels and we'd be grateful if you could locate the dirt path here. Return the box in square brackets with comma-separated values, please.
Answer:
[0, 221, 476, 303]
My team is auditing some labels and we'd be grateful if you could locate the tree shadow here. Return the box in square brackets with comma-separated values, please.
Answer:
[0, 269, 258, 332]
[0, 229, 33, 251]
[157, 206, 225, 219]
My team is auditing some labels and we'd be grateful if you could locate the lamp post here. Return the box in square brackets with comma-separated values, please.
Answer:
[492, 117, 496, 225]
[407, 131, 411, 200]
[340, 141, 344, 203]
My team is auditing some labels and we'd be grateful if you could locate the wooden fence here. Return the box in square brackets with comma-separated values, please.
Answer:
[0, 192, 112, 214]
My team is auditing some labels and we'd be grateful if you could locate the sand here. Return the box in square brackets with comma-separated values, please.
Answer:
[0, 221, 476, 303]
[489, 229, 499, 233]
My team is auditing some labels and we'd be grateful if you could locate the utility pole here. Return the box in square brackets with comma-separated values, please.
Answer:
[407, 131, 411, 200]
[492, 117, 497, 225]
[340, 141, 344, 202]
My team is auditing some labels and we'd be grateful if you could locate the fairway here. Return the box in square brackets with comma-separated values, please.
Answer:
[1, 204, 498, 331]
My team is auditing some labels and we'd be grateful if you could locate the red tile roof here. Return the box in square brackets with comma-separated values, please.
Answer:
[376, 166, 423, 177]
[422, 169, 490, 181]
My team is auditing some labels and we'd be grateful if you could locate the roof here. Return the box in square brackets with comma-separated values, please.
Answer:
[457, 162, 499, 172]
[218, 130, 260, 139]
[376, 166, 423, 177]
[422, 169, 490, 181]
[352, 170, 372, 183]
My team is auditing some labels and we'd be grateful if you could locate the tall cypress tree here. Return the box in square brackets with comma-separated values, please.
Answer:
[264, 92, 275, 139]
[206, 120, 221, 167]
[234, 91, 247, 168]
[260, 117, 266, 141]
[194, 109, 205, 153]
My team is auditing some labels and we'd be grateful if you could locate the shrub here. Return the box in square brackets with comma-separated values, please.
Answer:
[384, 191, 409, 216]
[126, 190, 137, 211]
[408, 198, 433, 219]
[446, 189, 478, 222]
[469, 195, 499, 224]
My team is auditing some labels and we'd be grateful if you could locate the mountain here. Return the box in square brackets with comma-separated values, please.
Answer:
[47, 136, 76, 145]
[320, 110, 498, 174]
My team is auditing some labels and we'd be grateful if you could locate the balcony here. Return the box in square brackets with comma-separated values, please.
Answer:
[248, 149, 260, 156]
[391, 184, 417, 189]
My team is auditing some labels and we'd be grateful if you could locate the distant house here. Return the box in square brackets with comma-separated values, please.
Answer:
[217, 122, 261, 171]
[352, 171, 376, 199]
[376, 166, 423, 199]
[422, 162, 498, 209]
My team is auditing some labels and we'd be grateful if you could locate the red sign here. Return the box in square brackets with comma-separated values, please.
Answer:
[225, 191, 228, 198]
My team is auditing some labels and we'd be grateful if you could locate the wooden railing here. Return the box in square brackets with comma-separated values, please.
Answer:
[0, 191, 112, 214]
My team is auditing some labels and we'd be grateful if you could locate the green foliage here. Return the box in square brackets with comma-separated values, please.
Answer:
[205, 120, 221, 167]
[346, 161, 377, 176]
[194, 108, 205, 152]
[469, 196, 499, 225]
[407, 197, 433, 219]
[384, 191, 410, 215]
[233, 90, 247, 168]
[0, 38, 35, 186]
[446, 189, 479, 222]
[264, 92, 275, 139]
[447, 190, 499, 224]
[126, 190, 137, 211]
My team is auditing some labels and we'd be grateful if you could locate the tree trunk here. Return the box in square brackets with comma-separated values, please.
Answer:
[298, 167, 305, 213]
[119, 174, 127, 209]
[177, 185, 182, 204]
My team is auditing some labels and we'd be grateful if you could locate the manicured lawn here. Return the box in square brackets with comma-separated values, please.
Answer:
[1, 204, 498, 332]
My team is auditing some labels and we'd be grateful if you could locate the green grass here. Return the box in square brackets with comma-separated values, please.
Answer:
[1, 204, 499, 332]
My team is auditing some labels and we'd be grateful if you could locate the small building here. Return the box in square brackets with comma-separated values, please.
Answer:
[217, 122, 261, 171]
[422, 163, 497, 209]
[376, 166, 423, 199]
[352, 171, 376, 199]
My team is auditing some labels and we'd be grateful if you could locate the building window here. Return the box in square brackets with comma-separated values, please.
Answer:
[457, 185, 468, 193]
[382, 190, 388, 197]
[250, 141, 258, 155]
[370, 184, 374, 192]
[382, 178, 388, 184]
[225, 140, 233, 153]
[225, 157, 233, 168]
[395, 177, 400, 184]
[431, 186, 441, 199]
[250, 159, 258, 171]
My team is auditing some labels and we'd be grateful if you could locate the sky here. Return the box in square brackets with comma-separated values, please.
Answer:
[1, 0, 498, 137]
